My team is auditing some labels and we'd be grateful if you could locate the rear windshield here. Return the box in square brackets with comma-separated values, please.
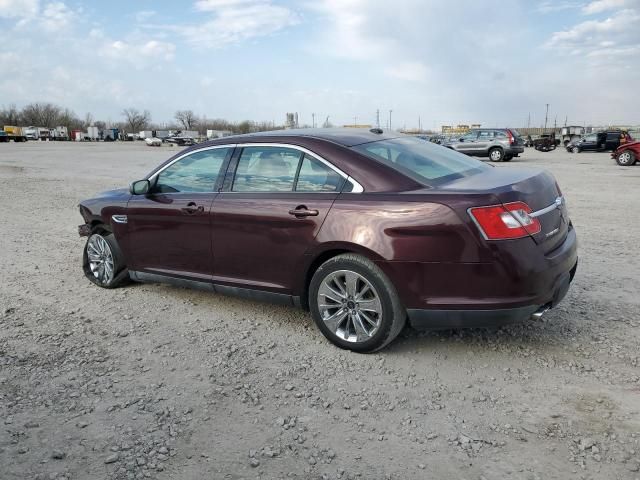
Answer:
[352, 137, 489, 187]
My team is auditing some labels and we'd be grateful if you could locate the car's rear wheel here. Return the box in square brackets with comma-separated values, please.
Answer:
[616, 150, 636, 166]
[83, 232, 127, 288]
[572, 146, 580, 154]
[488, 148, 504, 162]
[309, 254, 405, 353]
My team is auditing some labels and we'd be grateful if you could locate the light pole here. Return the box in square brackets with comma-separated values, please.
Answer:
[389, 110, 393, 130]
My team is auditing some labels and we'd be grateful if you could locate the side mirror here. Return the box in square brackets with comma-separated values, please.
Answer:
[130, 179, 151, 195]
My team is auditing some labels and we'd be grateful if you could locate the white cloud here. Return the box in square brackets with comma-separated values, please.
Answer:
[582, 0, 633, 14]
[385, 61, 428, 82]
[146, 0, 298, 48]
[139, 40, 176, 60]
[547, 7, 640, 59]
[194, 0, 256, 10]
[134, 10, 156, 22]
[537, 1, 583, 13]
[40, 1, 74, 31]
[102, 39, 176, 62]
[0, 0, 38, 18]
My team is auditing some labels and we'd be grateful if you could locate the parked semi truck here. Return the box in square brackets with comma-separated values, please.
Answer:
[51, 126, 69, 140]
[0, 126, 27, 142]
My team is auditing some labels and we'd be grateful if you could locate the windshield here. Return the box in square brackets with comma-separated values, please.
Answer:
[352, 137, 490, 187]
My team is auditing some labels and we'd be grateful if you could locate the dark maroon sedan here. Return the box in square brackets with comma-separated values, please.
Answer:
[78, 129, 577, 352]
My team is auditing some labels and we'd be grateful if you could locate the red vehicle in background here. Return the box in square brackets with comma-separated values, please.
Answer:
[612, 137, 640, 166]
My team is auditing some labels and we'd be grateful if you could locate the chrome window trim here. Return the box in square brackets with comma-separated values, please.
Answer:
[231, 142, 365, 194]
[147, 144, 237, 182]
[530, 196, 564, 218]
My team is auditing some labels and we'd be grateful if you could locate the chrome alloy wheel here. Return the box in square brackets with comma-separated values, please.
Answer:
[489, 149, 502, 161]
[618, 151, 632, 165]
[86, 234, 115, 284]
[317, 270, 382, 343]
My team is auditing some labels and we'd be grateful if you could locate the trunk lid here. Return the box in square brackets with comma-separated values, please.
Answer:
[441, 166, 569, 252]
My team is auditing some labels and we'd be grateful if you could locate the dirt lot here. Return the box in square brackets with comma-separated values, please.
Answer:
[1, 141, 639, 480]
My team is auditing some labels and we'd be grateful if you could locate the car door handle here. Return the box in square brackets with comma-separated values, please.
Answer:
[182, 202, 205, 214]
[288, 206, 319, 217]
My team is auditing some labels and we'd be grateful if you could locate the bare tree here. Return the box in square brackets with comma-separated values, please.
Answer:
[57, 108, 83, 131]
[174, 110, 198, 130]
[20, 102, 62, 127]
[0, 104, 20, 126]
[122, 108, 151, 133]
[84, 112, 94, 128]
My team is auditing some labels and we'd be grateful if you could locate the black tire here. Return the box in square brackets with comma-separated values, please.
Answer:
[616, 150, 636, 166]
[309, 254, 406, 353]
[488, 147, 504, 162]
[572, 146, 580, 154]
[82, 232, 128, 288]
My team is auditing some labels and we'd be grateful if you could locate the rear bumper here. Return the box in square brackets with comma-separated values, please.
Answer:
[379, 225, 578, 330]
[407, 258, 576, 329]
[508, 146, 525, 155]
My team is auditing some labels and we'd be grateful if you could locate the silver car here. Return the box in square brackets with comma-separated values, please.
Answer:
[445, 128, 525, 162]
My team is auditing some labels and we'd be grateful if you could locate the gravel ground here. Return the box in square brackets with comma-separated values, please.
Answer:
[1, 141, 639, 480]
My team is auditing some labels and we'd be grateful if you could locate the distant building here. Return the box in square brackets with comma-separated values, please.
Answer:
[285, 113, 299, 129]
[441, 124, 480, 134]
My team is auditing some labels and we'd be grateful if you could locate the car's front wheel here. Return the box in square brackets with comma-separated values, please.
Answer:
[309, 254, 405, 353]
[616, 150, 636, 166]
[572, 146, 580, 154]
[83, 232, 127, 288]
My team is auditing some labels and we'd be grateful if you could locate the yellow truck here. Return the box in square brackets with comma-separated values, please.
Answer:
[0, 126, 27, 142]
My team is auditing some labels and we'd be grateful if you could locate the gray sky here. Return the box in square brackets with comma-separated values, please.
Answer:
[1, 0, 638, 128]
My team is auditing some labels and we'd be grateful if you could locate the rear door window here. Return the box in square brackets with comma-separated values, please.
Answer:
[295, 155, 344, 192]
[232, 146, 301, 192]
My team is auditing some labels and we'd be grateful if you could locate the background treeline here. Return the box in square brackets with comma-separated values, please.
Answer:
[0, 103, 282, 134]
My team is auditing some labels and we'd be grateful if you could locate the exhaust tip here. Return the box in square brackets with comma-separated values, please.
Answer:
[531, 305, 551, 320]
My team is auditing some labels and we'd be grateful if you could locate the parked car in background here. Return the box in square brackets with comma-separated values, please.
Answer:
[145, 137, 162, 147]
[567, 130, 631, 153]
[164, 135, 195, 146]
[445, 128, 525, 162]
[533, 133, 558, 152]
[77, 128, 577, 352]
[612, 140, 640, 166]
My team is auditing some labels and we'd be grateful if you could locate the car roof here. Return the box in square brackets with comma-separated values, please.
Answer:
[205, 128, 403, 148]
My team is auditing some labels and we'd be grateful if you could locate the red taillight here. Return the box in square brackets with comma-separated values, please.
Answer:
[469, 202, 541, 240]
[507, 130, 515, 144]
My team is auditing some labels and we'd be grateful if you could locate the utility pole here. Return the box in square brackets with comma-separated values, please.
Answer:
[527, 112, 530, 129]
[389, 110, 393, 130]
[544, 103, 549, 132]
[354, 116, 357, 126]
[312, 113, 315, 128]
[418, 116, 422, 132]
[376, 109, 380, 128]
[564, 115, 567, 127]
